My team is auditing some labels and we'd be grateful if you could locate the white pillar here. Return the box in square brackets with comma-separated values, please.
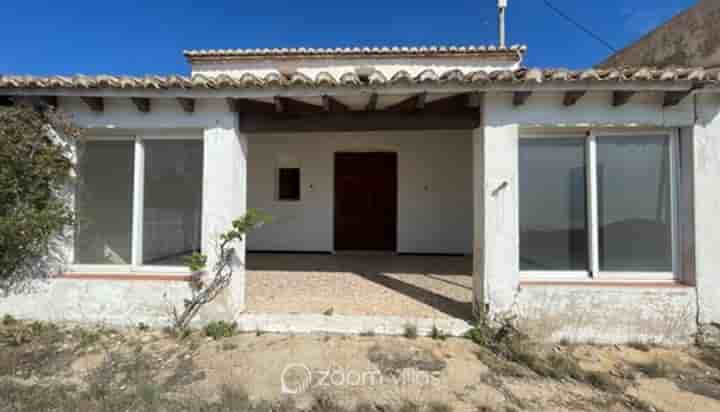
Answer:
[472, 123, 520, 319]
[692, 94, 720, 324]
[201, 110, 248, 320]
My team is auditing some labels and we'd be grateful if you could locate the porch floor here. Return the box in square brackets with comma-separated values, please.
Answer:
[245, 253, 473, 320]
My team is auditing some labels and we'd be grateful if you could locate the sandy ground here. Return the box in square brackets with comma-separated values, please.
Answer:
[4, 320, 720, 412]
[246, 253, 473, 320]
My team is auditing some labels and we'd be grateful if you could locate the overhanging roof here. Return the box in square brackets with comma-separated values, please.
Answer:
[183, 45, 527, 62]
[1, 67, 716, 98]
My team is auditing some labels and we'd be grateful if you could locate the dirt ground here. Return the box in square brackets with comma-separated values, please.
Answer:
[1, 318, 720, 412]
[246, 253, 473, 320]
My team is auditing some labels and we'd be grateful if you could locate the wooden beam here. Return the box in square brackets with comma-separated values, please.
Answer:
[239, 111, 480, 133]
[275, 97, 324, 114]
[466, 92, 483, 108]
[80, 97, 104, 112]
[39, 96, 58, 108]
[366, 93, 378, 111]
[611, 91, 635, 107]
[422, 93, 476, 113]
[322, 95, 349, 112]
[513, 91, 532, 107]
[177, 97, 195, 113]
[663, 91, 691, 107]
[386, 93, 427, 112]
[131, 97, 151, 113]
[563, 90, 587, 107]
[274, 96, 285, 113]
[229, 98, 276, 113]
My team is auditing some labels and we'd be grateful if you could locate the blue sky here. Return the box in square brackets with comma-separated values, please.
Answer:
[0, 0, 695, 76]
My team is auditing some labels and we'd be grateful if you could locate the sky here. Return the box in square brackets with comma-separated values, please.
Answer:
[0, 0, 696, 76]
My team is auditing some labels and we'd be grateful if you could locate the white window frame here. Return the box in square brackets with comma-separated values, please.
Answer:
[69, 132, 203, 275]
[519, 128, 680, 282]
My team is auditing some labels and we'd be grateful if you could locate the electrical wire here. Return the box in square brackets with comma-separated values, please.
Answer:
[540, 0, 617, 53]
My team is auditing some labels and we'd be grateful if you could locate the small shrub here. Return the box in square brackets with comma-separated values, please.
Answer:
[627, 341, 652, 352]
[429, 325, 447, 341]
[403, 323, 418, 339]
[221, 341, 238, 351]
[584, 370, 624, 393]
[359, 330, 376, 337]
[137, 322, 150, 331]
[427, 402, 453, 412]
[698, 345, 720, 370]
[2, 314, 17, 326]
[204, 320, 237, 340]
[634, 358, 673, 378]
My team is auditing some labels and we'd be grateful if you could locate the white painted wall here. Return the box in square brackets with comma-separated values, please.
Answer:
[191, 56, 520, 80]
[246, 130, 474, 254]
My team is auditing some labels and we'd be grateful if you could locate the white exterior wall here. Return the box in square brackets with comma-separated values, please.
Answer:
[190, 56, 520, 80]
[247, 130, 473, 254]
[478, 92, 705, 343]
[692, 93, 720, 324]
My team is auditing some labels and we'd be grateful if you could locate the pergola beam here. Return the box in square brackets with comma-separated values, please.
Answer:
[131, 97, 151, 113]
[513, 91, 532, 107]
[612, 91, 636, 107]
[80, 96, 104, 112]
[563, 90, 587, 106]
[177, 97, 195, 113]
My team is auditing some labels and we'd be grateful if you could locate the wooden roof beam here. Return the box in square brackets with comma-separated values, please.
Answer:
[513, 91, 532, 107]
[177, 97, 195, 113]
[663, 90, 691, 107]
[131, 97, 151, 113]
[81, 96, 104, 112]
[228, 98, 276, 113]
[386, 92, 427, 112]
[612, 91, 635, 107]
[563, 90, 587, 107]
[322, 95, 349, 112]
[275, 97, 324, 114]
[366, 93, 378, 111]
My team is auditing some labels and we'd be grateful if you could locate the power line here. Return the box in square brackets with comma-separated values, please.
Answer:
[540, 0, 617, 53]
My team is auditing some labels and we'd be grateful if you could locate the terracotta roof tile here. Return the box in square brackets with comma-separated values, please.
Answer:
[183, 45, 528, 60]
[0, 67, 716, 92]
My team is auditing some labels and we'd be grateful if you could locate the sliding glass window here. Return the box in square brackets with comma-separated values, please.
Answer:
[519, 131, 677, 280]
[73, 135, 203, 272]
[143, 140, 203, 266]
[519, 138, 587, 271]
[75, 141, 134, 264]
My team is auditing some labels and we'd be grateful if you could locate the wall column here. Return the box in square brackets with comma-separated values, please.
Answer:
[692, 94, 720, 324]
[201, 111, 248, 321]
[472, 122, 520, 319]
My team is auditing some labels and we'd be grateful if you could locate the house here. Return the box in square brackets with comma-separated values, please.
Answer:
[1, 43, 720, 343]
[600, 0, 720, 69]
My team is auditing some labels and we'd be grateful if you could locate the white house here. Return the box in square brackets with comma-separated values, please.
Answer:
[2, 44, 720, 343]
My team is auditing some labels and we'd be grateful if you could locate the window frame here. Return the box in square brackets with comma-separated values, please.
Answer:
[69, 132, 204, 275]
[276, 167, 301, 202]
[519, 128, 680, 282]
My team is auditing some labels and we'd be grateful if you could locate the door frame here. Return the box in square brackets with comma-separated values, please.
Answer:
[333, 151, 398, 252]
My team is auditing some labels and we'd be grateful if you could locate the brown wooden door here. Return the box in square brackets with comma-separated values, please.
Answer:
[334, 152, 397, 251]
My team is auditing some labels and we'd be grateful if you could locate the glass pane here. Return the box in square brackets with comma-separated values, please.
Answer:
[597, 135, 672, 271]
[519, 138, 588, 271]
[143, 140, 203, 266]
[75, 141, 134, 264]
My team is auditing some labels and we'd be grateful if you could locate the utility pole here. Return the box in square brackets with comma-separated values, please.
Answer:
[498, 0, 508, 48]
